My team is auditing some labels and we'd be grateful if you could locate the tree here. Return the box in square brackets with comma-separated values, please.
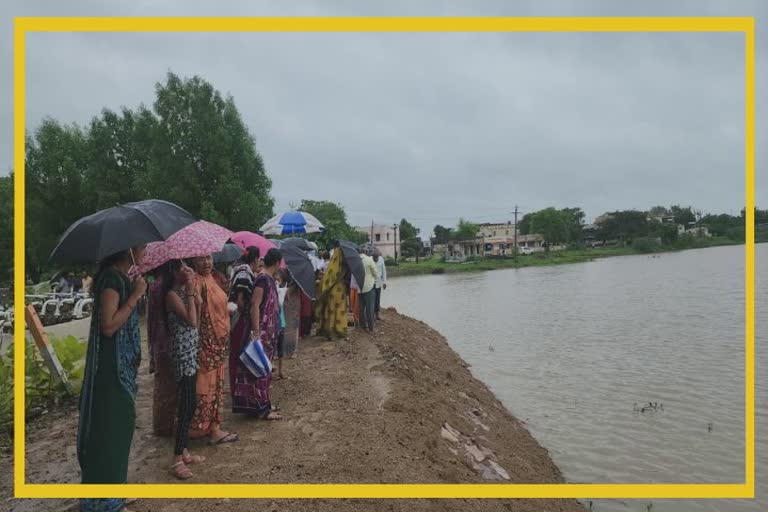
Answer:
[648, 205, 668, 219]
[596, 210, 649, 243]
[561, 207, 585, 244]
[399, 218, 419, 241]
[148, 72, 274, 230]
[701, 213, 740, 237]
[400, 237, 423, 259]
[299, 199, 367, 250]
[26, 119, 91, 280]
[398, 218, 421, 258]
[453, 218, 479, 241]
[670, 205, 696, 227]
[84, 106, 156, 211]
[0, 175, 13, 286]
[433, 225, 453, 244]
[648, 220, 679, 245]
[518, 213, 532, 235]
[528, 208, 569, 246]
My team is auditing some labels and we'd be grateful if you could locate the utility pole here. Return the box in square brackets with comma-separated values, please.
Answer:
[392, 223, 399, 262]
[513, 205, 519, 263]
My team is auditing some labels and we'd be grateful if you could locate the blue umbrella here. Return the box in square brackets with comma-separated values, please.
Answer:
[259, 211, 325, 236]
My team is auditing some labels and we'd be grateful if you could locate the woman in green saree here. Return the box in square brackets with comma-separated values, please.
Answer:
[77, 246, 147, 512]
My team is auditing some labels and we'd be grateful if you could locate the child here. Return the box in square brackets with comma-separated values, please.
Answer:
[163, 259, 205, 480]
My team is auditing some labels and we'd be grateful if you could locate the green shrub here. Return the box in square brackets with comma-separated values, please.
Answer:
[632, 237, 661, 253]
[0, 334, 86, 444]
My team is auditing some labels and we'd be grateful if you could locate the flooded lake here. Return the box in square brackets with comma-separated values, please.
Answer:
[384, 244, 767, 511]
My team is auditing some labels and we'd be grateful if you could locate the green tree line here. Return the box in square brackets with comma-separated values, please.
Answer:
[20, 72, 275, 283]
[426, 205, 766, 251]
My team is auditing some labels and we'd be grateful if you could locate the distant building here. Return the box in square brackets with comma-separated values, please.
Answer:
[356, 224, 401, 259]
[648, 207, 676, 224]
[686, 226, 711, 237]
[582, 223, 600, 246]
[517, 234, 545, 251]
[478, 221, 517, 240]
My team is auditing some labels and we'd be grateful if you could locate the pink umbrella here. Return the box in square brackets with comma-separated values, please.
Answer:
[230, 231, 286, 268]
[136, 220, 234, 274]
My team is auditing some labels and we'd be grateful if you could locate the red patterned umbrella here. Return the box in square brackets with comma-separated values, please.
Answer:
[135, 220, 233, 274]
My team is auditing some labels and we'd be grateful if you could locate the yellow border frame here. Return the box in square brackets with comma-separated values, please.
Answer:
[12, 16, 755, 500]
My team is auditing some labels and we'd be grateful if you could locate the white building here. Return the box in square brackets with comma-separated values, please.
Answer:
[356, 224, 401, 259]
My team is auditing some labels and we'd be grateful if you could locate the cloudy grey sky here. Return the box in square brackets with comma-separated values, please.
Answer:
[1, 0, 766, 237]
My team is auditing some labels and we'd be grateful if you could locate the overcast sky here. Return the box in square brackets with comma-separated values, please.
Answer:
[1, 0, 766, 237]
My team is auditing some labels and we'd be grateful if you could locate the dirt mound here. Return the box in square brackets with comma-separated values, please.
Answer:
[1, 309, 583, 512]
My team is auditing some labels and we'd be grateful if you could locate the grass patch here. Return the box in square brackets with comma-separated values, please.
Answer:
[388, 238, 745, 278]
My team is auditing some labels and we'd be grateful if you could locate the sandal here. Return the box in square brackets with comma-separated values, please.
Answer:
[170, 461, 193, 480]
[262, 410, 283, 420]
[182, 453, 206, 465]
[208, 432, 239, 445]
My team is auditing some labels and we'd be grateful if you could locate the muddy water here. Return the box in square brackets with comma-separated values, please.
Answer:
[384, 244, 767, 512]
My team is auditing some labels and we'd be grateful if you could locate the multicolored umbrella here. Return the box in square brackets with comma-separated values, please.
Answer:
[135, 220, 233, 274]
[259, 211, 324, 236]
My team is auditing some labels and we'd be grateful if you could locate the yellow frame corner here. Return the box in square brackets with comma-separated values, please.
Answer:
[12, 16, 756, 500]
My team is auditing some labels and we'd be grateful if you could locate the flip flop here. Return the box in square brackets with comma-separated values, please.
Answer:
[208, 432, 239, 445]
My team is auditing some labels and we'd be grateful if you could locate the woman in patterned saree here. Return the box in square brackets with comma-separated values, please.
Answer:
[231, 248, 283, 419]
[78, 246, 147, 512]
[187, 254, 238, 445]
[314, 244, 350, 341]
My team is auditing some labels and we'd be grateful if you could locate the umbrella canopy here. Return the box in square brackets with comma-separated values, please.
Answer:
[134, 221, 233, 274]
[231, 231, 278, 257]
[49, 199, 197, 264]
[274, 237, 314, 251]
[260, 211, 325, 236]
[213, 243, 244, 264]
[337, 240, 364, 289]
[280, 244, 316, 300]
[230, 231, 286, 269]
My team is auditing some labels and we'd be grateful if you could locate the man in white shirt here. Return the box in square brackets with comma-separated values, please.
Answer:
[358, 246, 379, 333]
[372, 248, 387, 320]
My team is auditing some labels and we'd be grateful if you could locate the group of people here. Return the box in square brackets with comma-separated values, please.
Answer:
[75, 239, 388, 512]
[51, 271, 92, 294]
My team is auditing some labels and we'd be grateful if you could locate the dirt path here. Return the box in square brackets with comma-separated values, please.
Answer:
[2, 309, 584, 512]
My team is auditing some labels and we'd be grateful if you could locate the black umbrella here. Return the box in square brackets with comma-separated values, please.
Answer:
[277, 237, 314, 251]
[213, 243, 243, 264]
[49, 199, 197, 264]
[337, 240, 364, 289]
[280, 244, 316, 300]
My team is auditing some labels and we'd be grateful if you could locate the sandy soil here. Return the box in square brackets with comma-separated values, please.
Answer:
[1, 308, 583, 512]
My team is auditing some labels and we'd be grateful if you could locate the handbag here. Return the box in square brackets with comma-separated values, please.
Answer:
[239, 336, 272, 378]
